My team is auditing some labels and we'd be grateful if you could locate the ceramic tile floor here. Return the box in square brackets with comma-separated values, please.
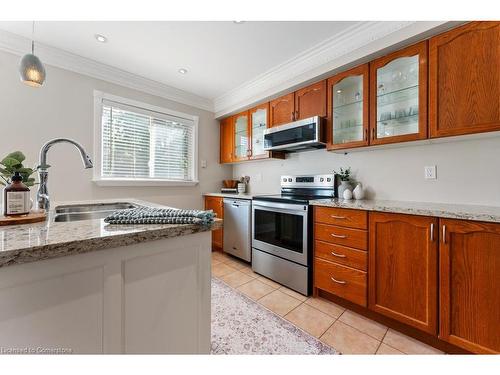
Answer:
[212, 251, 444, 355]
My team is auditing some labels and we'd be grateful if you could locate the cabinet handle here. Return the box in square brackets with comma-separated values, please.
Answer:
[330, 215, 346, 219]
[330, 276, 347, 285]
[430, 223, 434, 241]
[442, 225, 446, 244]
[291, 111, 295, 121]
[295, 110, 299, 120]
[330, 233, 347, 239]
[364, 128, 368, 141]
[331, 251, 346, 258]
[371, 128, 375, 140]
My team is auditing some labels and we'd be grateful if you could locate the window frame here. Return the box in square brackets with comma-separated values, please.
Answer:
[93, 90, 199, 187]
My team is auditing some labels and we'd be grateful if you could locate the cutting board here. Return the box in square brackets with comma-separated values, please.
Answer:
[0, 211, 47, 226]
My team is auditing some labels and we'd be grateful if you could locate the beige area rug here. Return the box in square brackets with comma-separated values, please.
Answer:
[211, 277, 337, 355]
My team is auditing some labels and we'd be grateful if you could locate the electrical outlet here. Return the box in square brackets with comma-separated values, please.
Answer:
[200, 159, 207, 168]
[424, 165, 437, 180]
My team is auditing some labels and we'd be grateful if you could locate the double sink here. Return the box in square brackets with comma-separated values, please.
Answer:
[53, 202, 139, 222]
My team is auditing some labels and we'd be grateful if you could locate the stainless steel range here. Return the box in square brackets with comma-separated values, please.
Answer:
[251, 174, 335, 295]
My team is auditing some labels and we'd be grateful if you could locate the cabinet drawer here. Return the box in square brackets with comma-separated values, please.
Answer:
[314, 257, 367, 306]
[315, 207, 367, 229]
[315, 223, 367, 250]
[315, 240, 367, 271]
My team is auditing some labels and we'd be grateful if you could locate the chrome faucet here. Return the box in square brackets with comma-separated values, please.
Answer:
[37, 138, 93, 210]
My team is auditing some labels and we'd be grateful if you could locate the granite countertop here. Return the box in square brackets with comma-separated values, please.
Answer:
[0, 199, 223, 268]
[310, 198, 500, 223]
[203, 192, 255, 200]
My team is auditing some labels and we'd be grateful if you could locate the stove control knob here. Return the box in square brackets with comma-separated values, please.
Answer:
[288, 178, 292, 182]
[283, 178, 287, 182]
[327, 177, 331, 182]
[320, 177, 324, 182]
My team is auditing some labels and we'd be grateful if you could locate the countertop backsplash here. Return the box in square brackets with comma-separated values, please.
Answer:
[233, 136, 500, 207]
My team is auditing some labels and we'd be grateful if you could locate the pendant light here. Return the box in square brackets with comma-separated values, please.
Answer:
[19, 21, 46, 87]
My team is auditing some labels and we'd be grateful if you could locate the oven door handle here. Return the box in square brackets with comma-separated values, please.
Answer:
[252, 202, 308, 214]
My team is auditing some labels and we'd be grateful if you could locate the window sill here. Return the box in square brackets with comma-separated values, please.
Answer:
[93, 178, 199, 187]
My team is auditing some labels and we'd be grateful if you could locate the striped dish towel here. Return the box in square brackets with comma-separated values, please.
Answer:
[104, 207, 215, 225]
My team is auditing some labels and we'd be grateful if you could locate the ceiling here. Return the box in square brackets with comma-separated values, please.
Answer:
[0, 21, 358, 100]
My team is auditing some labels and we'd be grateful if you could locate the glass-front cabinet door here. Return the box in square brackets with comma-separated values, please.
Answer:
[327, 64, 369, 149]
[370, 41, 428, 145]
[249, 103, 269, 159]
[233, 111, 250, 161]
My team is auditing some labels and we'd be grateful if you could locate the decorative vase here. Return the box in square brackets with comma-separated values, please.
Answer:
[343, 189, 353, 200]
[237, 183, 246, 194]
[337, 180, 352, 199]
[353, 183, 365, 200]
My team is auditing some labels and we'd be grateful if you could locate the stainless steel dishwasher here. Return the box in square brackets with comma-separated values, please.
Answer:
[223, 198, 252, 262]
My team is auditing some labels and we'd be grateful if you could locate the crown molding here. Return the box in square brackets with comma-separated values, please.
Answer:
[214, 21, 450, 118]
[0, 29, 213, 112]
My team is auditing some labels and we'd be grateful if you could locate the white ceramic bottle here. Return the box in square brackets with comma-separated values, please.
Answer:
[342, 189, 353, 200]
[353, 183, 365, 200]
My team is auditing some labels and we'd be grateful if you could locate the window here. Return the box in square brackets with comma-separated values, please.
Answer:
[93, 91, 198, 186]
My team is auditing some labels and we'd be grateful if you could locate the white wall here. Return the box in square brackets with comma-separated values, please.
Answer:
[233, 136, 500, 206]
[0, 50, 231, 209]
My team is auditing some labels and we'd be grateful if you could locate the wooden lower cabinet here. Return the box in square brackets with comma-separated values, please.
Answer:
[313, 207, 499, 354]
[204, 196, 223, 251]
[314, 207, 368, 307]
[315, 257, 367, 306]
[368, 212, 438, 334]
[439, 219, 500, 354]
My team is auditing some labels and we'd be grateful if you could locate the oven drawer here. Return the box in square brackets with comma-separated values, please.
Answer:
[314, 257, 367, 306]
[314, 240, 367, 271]
[314, 207, 367, 229]
[315, 223, 367, 250]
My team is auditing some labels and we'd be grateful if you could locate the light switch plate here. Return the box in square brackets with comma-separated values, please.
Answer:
[424, 165, 437, 180]
[200, 159, 207, 168]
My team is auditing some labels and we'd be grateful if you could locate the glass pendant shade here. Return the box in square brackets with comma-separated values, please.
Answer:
[19, 52, 46, 87]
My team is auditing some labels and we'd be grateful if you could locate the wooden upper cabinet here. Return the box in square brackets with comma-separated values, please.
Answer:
[369, 212, 438, 334]
[429, 21, 500, 138]
[270, 93, 295, 127]
[232, 110, 250, 162]
[204, 196, 224, 250]
[249, 103, 270, 159]
[327, 64, 369, 150]
[295, 80, 327, 120]
[219, 116, 233, 164]
[370, 41, 428, 145]
[439, 219, 500, 354]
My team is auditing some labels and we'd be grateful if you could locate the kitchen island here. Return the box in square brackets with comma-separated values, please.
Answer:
[0, 200, 222, 354]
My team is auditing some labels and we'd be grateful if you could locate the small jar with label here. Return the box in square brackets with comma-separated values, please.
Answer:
[3, 172, 31, 216]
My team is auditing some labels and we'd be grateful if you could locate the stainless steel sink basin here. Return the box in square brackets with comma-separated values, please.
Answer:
[54, 211, 113, 222]
[53, 202, 139, 222]
[55, 202, 137, 214]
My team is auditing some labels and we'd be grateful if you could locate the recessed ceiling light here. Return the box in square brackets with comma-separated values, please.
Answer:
[233, 21, 245, 24]
[95, 34, 107, 43]
[178, 68, 188, 75]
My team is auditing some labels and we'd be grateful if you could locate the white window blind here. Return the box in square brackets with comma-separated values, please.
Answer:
[100, 99, 196, 182]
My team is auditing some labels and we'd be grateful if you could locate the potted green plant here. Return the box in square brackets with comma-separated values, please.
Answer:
[334, 167, 352, 199]
[0, 151, 39, 187]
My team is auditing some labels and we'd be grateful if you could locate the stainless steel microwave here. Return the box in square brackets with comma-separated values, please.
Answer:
[263, 116, 327, 152]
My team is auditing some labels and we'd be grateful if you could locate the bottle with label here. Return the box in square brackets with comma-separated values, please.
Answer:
[3, 172, 30, 216]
